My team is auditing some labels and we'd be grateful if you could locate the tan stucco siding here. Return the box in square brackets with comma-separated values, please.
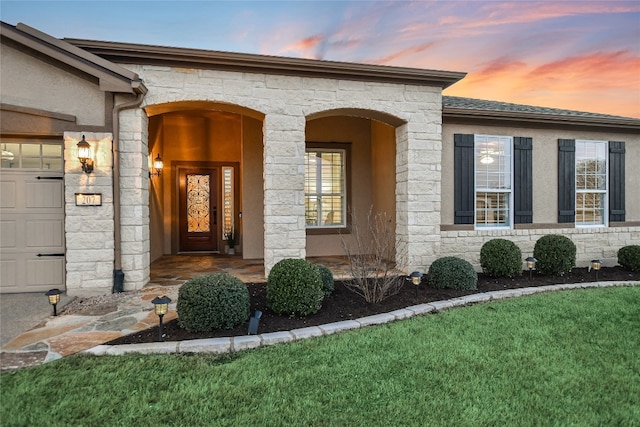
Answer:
[1, 44, 106, 126]
[242, 116, 265, 259]
[441, 123, 640, 225]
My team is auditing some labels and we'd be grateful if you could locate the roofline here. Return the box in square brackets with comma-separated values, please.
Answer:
[1, 22, 147, 95]
[64, 38, 466, 88]
[443, 106, 640, 131]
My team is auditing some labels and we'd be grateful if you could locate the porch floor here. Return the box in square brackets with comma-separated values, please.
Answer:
[148, 254, 353, 287]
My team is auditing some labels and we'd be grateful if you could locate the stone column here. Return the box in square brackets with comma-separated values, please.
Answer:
[262, 113, 307, 274]
[64, 132, 115, 296]
[118, 108, 150, 290]
[395, 103, 443, 273]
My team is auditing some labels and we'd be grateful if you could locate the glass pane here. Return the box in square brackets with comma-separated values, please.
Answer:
[22, 144, 40, 156]
[42, 144, 62, 157]
[1, 143, 19, 168]
[305, 148, 345, 227]
[576, 192, 604, 225]
[476, 192, 510, 227]
[305, 196, 318, 226]
[42, 158, 63, 170]
[321, 196, 344, 226]
[21, 157, 41, 169]
[186, 174, 210, 233]
[222, 167, 234, 236]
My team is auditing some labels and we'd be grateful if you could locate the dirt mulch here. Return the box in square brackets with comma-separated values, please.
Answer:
[107, 267, 638, 345]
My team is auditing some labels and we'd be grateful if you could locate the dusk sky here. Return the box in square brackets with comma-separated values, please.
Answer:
[2, 1, 639, 118]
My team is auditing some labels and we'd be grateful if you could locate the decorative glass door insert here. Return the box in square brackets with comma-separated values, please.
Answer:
[187, 174, 210, 233]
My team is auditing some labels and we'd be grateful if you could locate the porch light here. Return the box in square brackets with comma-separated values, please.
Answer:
[45, 288, 62, 316]
[591, 259, 602, 281]
[409, 271, 423, 296]
[151, 295, 171, 342]
[76, 135, 94, 174]
[149, 153, 163, 178]
[525, 257, 537, 280]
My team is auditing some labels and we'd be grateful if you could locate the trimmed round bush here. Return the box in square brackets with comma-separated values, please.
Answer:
[480, 238, 522, 278]
[316, 264, 335, 297]
[177, 273, 250, 332]
[267, 259, 324, 316]
[533, 234, 576, 276]
[618, 245, 640, 272]
[428, 256, 478, 290]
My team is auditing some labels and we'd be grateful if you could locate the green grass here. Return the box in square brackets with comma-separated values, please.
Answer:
[2, 287, 639, 427]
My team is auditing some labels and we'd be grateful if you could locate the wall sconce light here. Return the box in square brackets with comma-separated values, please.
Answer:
[76, 135, 94, 174]
[590, 259, 602, 281]
[525, 257, 537, 280]
[149, 153, 163, 178]
[408, 271, 423, 296]
[151, 295, 171, 341]
[45, 288, 62, 316]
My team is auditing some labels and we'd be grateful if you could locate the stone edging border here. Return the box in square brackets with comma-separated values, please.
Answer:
[84, 281, 639, 357]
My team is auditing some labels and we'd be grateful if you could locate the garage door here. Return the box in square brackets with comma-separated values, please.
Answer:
[1, 141, 65, 293]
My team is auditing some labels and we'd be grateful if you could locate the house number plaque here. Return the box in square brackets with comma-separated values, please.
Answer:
[75, 193, 103, 206]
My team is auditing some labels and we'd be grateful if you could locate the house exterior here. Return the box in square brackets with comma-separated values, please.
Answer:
[1, 22, 638, 296]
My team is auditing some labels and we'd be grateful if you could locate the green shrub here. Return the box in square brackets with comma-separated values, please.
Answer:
[267, 259, 324, 316]
[618, 245, 640, 272]
[428, 257, 478, 290]
[177, 273, 250, 332]
[316, 264, 335, 297]
[480, 239, 523, 278]
[533, 234, 576, 276]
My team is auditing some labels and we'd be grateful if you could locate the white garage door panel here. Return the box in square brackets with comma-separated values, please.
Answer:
[1, 164, 65, 293]
[1, 221, 17, 248]
[0, 181, 16, 207]
[26, 258, 64, 287]
[25, 181, 63, 208]
[0, 260, 17, 289]
[26, 220, 64, 247]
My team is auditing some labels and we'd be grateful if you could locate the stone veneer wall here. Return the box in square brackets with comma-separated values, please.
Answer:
[64, 132, 115, 296]
[439, 226, 640, 271]
[120, 65, 444, 278]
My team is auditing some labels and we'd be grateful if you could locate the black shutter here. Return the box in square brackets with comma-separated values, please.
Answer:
[609, 141, 625, 222]
[454, 134, 474, 224]
[558, 139, 576, 223]
[514, 137, 533, 224]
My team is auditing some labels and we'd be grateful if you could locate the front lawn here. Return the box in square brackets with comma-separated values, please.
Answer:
[2, 286, 639, 426]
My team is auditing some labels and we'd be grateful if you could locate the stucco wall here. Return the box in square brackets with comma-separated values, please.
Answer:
[241, 116, 265, 259]
[439, 122, 640, 270]
[1, 44, 106, 126]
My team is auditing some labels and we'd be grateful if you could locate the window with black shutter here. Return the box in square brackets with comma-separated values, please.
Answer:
[558, 139, 576, 223]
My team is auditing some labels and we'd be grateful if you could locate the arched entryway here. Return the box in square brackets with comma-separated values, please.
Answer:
[304, 108, 404, 259]
[145, 101, 265, 262]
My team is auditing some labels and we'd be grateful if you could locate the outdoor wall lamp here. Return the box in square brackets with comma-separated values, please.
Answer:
[149, 153, 163, 178]
[409, 271, 423, 296]
[525, 257, 537, 280]
[45, 288, 62, 316]
[591, 259, 602, 281]
[152, 295, 171, 342]
[76, 135, 94, 174]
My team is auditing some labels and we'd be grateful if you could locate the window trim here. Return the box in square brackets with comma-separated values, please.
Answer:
[305, 142, 352, 235]
[473, 134, 514, 230]
[575, 139, 608, 227]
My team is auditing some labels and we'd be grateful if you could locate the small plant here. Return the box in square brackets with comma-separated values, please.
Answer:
[316, 264, 335, 297]
[533, 234, 576, 276]
[480, 239, 522, 278]
[267, 259, 324, 316]
[177, 273, 249, 332]
[428, 257, 478, 290]
[618, 245, 640, 272]
[224, 229, 237, 249]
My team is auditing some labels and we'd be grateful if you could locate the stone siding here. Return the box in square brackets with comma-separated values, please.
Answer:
[439, 226, 640, 271]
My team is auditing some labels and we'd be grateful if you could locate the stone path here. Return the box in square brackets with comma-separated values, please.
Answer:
[2, 281, 636, 371]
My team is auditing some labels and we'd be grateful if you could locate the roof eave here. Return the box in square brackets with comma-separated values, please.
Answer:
[443, 107, 640, 131]
[65, 39, 466, 88]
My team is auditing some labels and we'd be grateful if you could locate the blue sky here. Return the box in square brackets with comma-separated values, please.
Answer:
[2, 0, 639, 118]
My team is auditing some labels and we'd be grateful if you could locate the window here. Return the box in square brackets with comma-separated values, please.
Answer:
[454, 134, 531, 227]
[1, 141, 63, 170]
[474, 135, 512, 228]
[305, 148, 346, 228]
[575, 140, 607, 226]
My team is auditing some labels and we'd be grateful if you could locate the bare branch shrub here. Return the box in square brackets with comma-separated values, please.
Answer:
[340, 207, 406, 303]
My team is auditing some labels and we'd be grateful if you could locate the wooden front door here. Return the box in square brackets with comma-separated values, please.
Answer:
[179, 168, 218, 252]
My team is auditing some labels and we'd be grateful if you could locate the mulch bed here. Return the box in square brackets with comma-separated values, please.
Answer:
[108, 267, 638, 345]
